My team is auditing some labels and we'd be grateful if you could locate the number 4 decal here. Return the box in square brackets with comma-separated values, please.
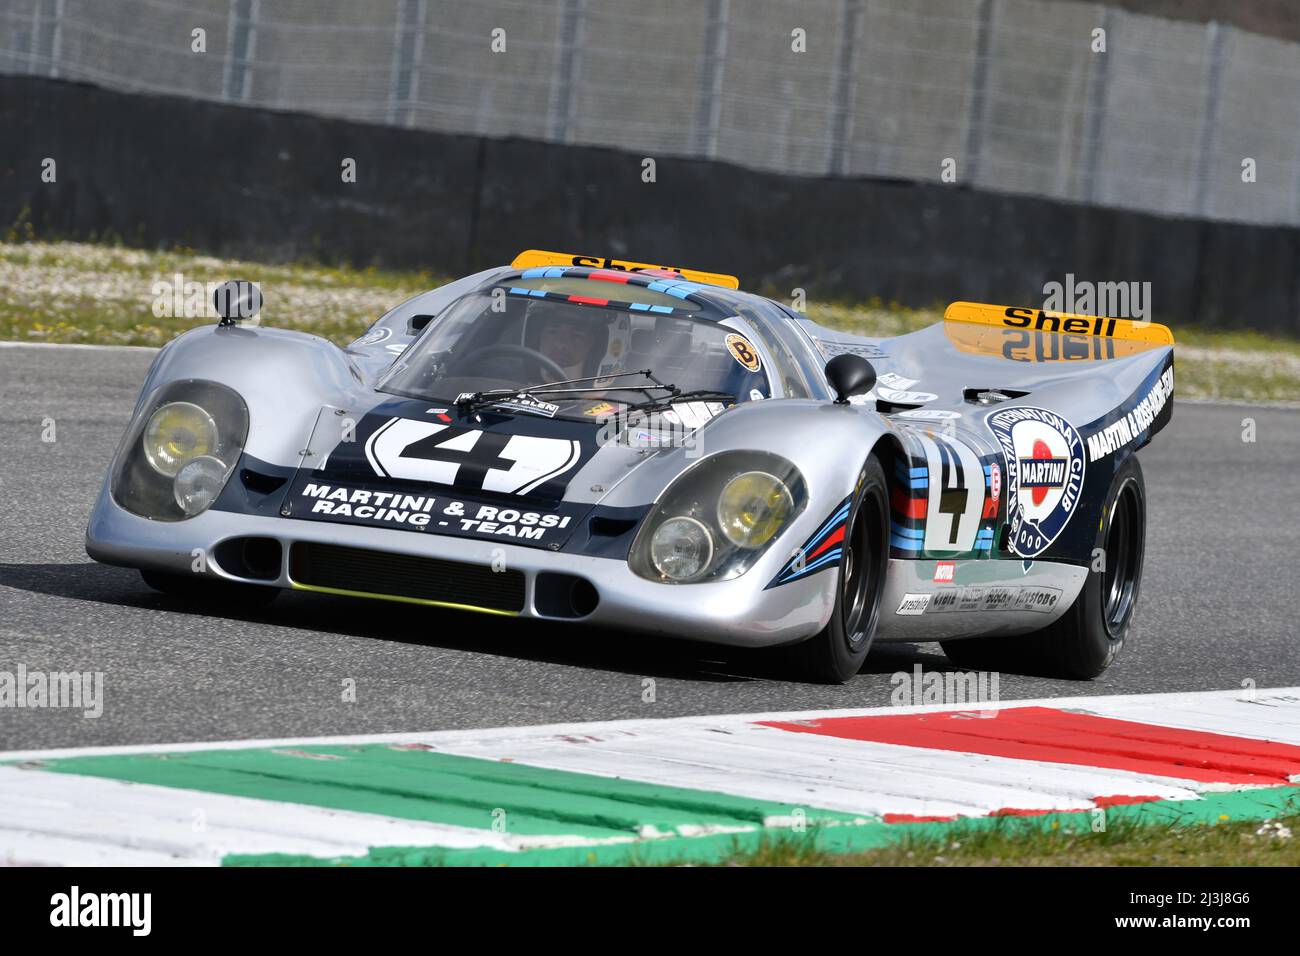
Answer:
[365, 418, 581, 495]
[917, 431, 985, 553]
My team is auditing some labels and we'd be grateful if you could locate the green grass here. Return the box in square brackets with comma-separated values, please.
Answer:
[2, 240, 1297, 402]
[711, 813, 1300, 867]
[0, 240, 439, 348]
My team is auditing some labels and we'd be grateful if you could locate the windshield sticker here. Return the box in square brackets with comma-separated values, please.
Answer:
[659, 401, 726, 430]
[486, 394, 559, 419]
[583, 402, 618, 417]
[724, 333, 762, 372]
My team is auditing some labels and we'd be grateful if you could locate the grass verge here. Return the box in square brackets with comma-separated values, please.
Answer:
[715, 812, 1300, 867]
[2, 241, 1298, 403]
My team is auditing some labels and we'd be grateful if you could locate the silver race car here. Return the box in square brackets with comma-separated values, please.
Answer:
[88, 250, 1175, 682]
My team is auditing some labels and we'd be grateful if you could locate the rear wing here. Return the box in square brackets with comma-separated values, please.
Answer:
[511, 249, 740, 289]
[944, 302, 1174, 346]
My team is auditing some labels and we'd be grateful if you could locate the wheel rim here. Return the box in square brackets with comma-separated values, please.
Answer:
[1101, 477, 1143, 634]
[842, 485, 886, 647]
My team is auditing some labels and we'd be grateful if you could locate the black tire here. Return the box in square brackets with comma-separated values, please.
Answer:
[941, 455, 1146, 679]
[140, 569, 280, 608]
[795, 456, 890, 683]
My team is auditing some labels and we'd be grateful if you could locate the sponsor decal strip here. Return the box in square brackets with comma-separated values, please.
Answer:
[2, 689, 1297, 866]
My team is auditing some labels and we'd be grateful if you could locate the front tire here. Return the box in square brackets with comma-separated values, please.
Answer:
[941, 455, 1146, 678]
[795, 456, 889, 683]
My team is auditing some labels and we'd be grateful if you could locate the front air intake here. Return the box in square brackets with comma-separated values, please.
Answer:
[288, 542, 525, 613]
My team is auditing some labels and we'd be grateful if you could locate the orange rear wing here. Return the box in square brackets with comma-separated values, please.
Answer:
[944, 302, 1174, 345]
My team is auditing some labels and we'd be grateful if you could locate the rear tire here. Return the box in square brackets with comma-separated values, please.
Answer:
[795, 456, 889, 683]
[140, 569, 280, 608]
[941, 455, 1146, 679]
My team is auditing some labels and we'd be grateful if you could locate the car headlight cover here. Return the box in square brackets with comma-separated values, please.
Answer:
[717, 471, 793, 548]
[650, 516, 714, 581]
[630, 451, 806, 584]
[144, 402, 218, 477]
[111, 380, 249, 521]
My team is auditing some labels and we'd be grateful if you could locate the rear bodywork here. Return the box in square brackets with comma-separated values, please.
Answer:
[87, 258, 1173, 649]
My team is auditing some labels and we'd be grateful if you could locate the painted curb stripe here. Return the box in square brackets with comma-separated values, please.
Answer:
[224, 785, 1300, 868]
[6, 688, 1300, 866]
[17, 744, 862, 842]
[760, 706, 1300, 786]
[0, 766, 552, 867]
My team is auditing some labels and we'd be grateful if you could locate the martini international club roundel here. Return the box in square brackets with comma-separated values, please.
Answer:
[987, 405, 1085, 558]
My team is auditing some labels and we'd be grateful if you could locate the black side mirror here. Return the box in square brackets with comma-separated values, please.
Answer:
[825, 354, 876, 404]
[213, 279, 263, 326]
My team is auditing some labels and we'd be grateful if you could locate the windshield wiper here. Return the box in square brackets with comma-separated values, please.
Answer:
[627, 389, 737, 413]
[455, 369, 673, 414]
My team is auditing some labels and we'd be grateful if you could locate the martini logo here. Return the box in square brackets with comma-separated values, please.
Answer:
[987, 406, 1085, 558]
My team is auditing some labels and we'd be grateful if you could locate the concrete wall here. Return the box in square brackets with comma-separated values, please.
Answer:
[3, 76, 1295, 333]
[2, 0, 1298, 226]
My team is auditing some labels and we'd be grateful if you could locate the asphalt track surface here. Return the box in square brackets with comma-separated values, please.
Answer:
[1, 343, 1297, 750]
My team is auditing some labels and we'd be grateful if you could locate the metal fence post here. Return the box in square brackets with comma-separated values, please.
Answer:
[1195, 21, 1228, 218]
[223, 0, 259, 104]
[32, 0, 64, 78]
[388, 0, 426, 128]
[691, 0, 729, 159]
[964, 0, 994, 187]
[1081, 6, 1113, 204]
[826, 0, 863, 176]
[548, 0, 586, 144]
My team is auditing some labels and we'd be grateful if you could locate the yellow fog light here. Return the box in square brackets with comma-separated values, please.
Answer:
[717, 470, 792, 548]
[143, 401, 218, 477]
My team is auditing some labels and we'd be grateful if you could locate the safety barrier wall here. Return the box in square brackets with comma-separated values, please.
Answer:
[4, 76, 1296, 331]
[3, 0, 1299, 226]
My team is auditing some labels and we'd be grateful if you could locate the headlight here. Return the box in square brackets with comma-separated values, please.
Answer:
[650, 517, 714, 581]
[174, 455, 232, 516]
[630, 451, 806, 584]
[110, 380, 249, 521]
[144, 402, 218, 477]
[717, 471, 792, 548]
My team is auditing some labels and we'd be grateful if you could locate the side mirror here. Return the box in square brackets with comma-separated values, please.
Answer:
[825, 354, 876, 405]
[213, 280, 263, 326]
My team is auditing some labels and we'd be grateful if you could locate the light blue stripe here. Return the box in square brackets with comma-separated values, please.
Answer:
[521, 267, 548, 278]
[891, 526, 924, 540]
[810, 502, 851, 544]
[785, 551, 842, 579]
[649, 305, 674, 314]
[890, 536, 921, 551]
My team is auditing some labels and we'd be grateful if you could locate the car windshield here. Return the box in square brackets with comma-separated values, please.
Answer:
[378, 285, 771, 419]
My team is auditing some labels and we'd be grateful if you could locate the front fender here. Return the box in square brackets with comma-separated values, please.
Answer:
[132, 325, 372, 468]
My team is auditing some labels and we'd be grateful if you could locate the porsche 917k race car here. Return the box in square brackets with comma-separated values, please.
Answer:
[87, 250, 1175, 682]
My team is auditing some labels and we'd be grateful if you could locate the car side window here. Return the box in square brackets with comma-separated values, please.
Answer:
[731, 304, 814, 399]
